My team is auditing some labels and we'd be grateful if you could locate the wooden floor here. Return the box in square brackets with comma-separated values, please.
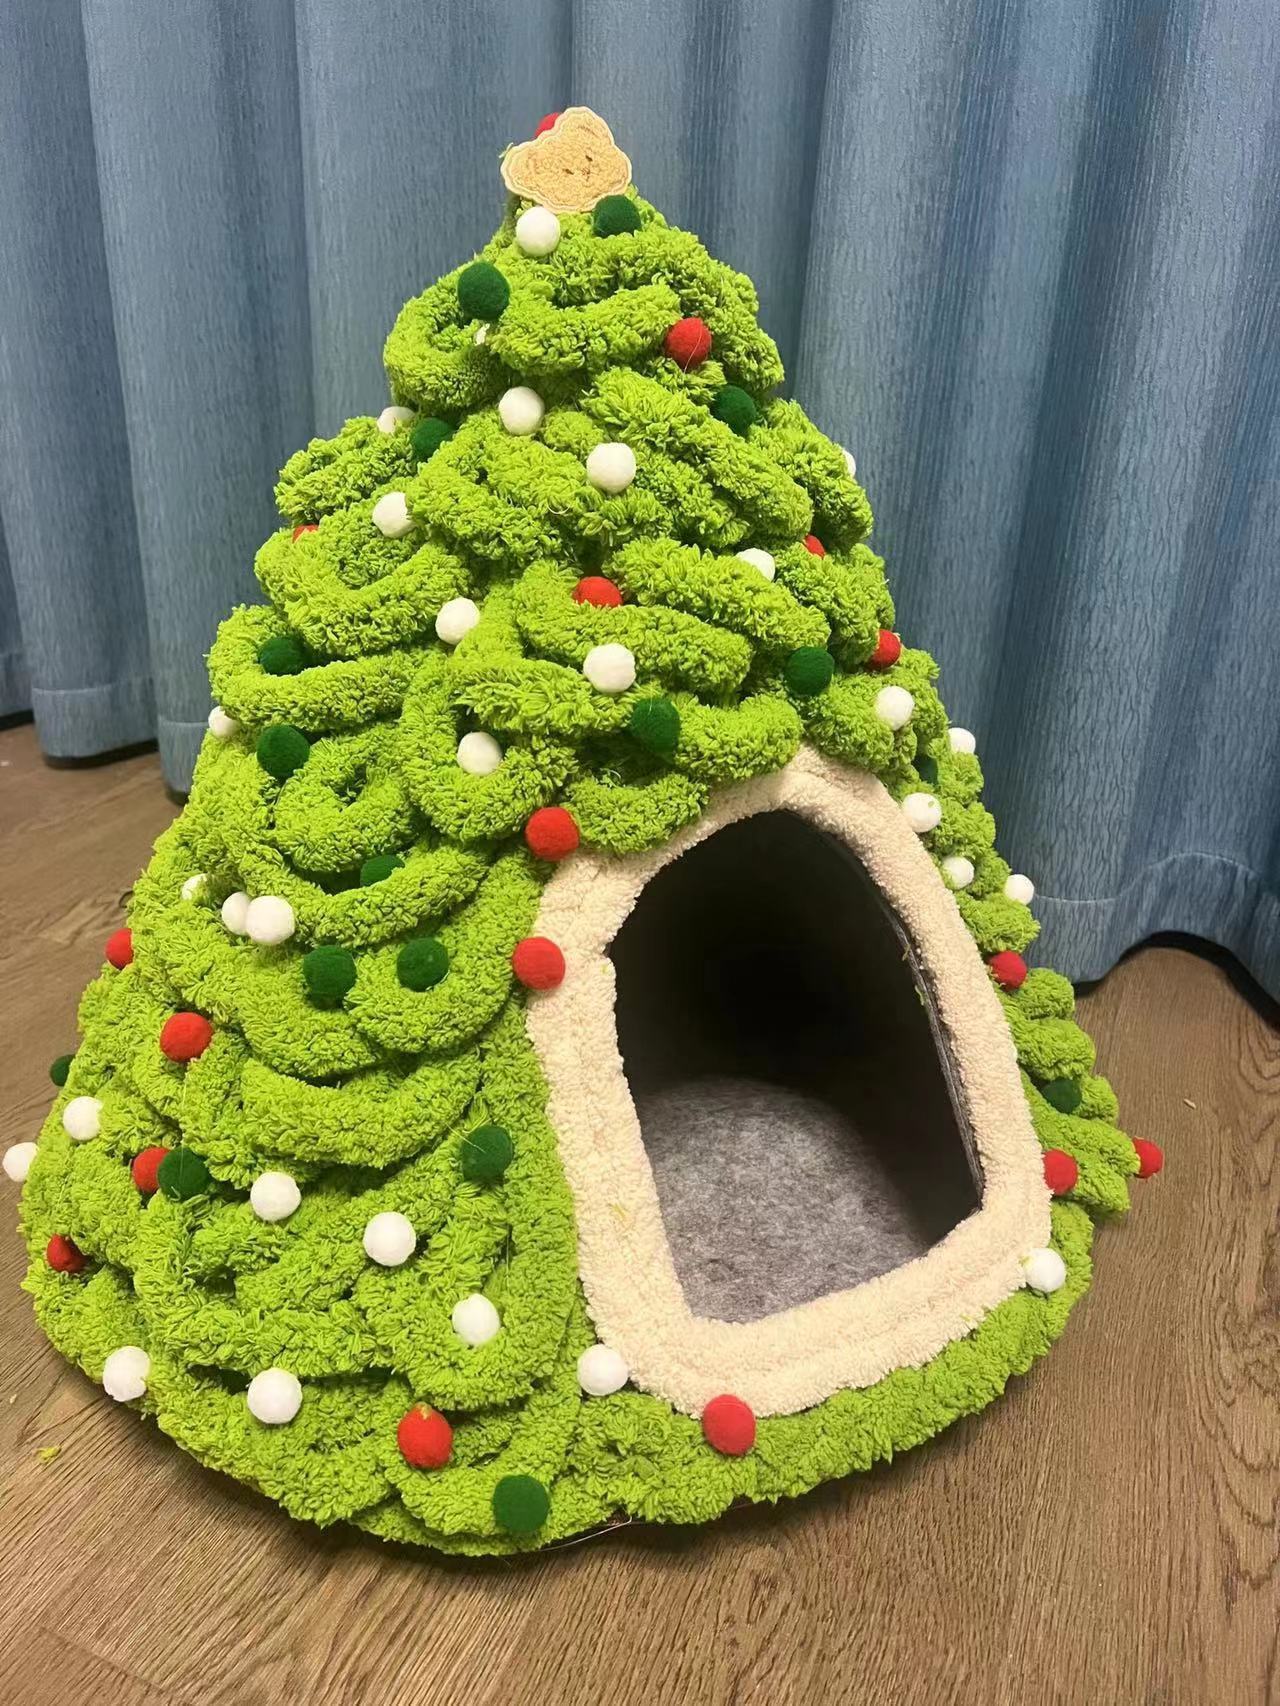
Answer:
[0, 720, 1275, 1706]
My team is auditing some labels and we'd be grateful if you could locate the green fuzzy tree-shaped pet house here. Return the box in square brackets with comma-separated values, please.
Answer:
[6, 110, 1163, 1554]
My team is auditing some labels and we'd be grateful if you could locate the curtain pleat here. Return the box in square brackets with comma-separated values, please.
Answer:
[0, 0, 1276, 994]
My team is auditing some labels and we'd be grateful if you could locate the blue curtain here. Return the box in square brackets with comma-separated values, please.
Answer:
[1, 0, 1277, 996]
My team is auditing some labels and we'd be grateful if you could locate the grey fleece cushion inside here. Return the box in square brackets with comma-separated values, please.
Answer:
[610, 811, 982, 1324]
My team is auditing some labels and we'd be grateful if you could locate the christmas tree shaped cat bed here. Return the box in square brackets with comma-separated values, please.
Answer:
[5, 110, 1164, 1555]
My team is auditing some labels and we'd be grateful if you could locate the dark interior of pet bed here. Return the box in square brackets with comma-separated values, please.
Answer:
[609, 810, 983, 1323]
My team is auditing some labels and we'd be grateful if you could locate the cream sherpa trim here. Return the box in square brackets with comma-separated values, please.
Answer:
[525, 746, 1052, 1417]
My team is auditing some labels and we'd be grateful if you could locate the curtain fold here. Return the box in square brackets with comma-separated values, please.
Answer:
[1, 0, 1277, 995]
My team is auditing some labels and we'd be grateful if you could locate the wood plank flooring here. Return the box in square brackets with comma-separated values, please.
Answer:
[1, 722, 1275, 1705]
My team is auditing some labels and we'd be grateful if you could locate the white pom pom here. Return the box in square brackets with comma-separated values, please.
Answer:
[473, 324, 489, 345]
[577, 1344, 630, 1396]
[949, 727, 977, 756]
[435, 597, 481, 645]
[874, 685, 915, 730]
[1022, 1248, 1067, 1294]
[244, 895, 295, 946]
[3, 1142, 38, 1184]
[221, 891, 251, 935]
[902, 792, 942, 834]
[376, 405, 415, 434]
[498, 385, 545, 436]
[735, 547, 776, 580]
[451, 1293, 500, 1346]
[582, 643, 636, 694]
[362, 1210, 417, 1267]
[942, 855, 975, 890]
[456, 731, 503, 775]
[371, 492, 414, 538]
[1004, 873, 1036, 906]
[102, 1346, 150, 1402]
[180, 873, 206, 902]
[841, 447, 857, 478]
[207, 705, 239, 740]
[62, 1096, 102, 1142]
[249, 1171, 301, 1223]
[246, 1367, 303, 1425]
[585, 441, 637, 493]
[515, 204, 561, 256]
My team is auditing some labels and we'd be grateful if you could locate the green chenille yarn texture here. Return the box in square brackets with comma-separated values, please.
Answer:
[15, 187, 1137, 1556]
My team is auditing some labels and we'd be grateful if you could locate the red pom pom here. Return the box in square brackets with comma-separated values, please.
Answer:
[868, 629, 902, 669]
[1133, 1138, 1164, 1179]
[131, 1146, 170, 1195]
[534, 111, 560, 136]
[512, 937, 565, 991]
[397, 1403, 454, 1469]
[804, 534, 826, 557]
[663, 317, 713, 369]
[1042, 1148, 1079, 1196]
[46, 1234, 87, 1274]
[291, 524, 318, 542]
[572, 576, 623, 608]
[987, 951, 1028, 991]
[159, 1011, 214, 1063]
[105, 927, 133, 970]
[525, 806, 580, 862]
[701, 1394, 756, 1456]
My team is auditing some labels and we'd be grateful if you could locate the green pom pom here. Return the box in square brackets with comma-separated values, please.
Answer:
[49, 1053, 74, 1087]
[302, 946, 357, 1006]
[258, 634, 308, 677]
[461, 1124, 513, 1183]
[359, 852, 405, 886]
[784, 647, 835, 696]
[157, 1146, 211, 1202]
[629, 697, 681, 756]
[711, 385, 758, 435]
[410, 417, 454, 462]
[457, 261, 509, 322]
[397, 936, 449, 991]
[592, 195, 641, 236]
[1042, 1078, 1083, 1115]
[256, 724, 310, 780]
[916, 754, 939, 788]
[492, 1473, 549, 1534]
